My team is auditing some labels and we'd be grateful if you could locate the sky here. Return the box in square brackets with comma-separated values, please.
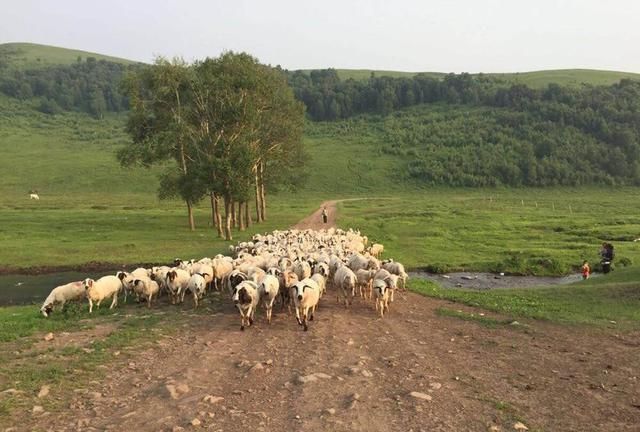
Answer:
[2, 0, 640, 73]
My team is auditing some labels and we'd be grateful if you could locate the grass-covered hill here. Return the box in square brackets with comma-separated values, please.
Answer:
[301, 68, 640, 88]
[0, 42, 138, 70]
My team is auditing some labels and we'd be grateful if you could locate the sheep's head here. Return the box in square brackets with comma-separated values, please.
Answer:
[41, 304, 53, 317]
[83, 278, 94, 290]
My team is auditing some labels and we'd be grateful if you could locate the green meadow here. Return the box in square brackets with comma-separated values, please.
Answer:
[2, 43, 640, 333]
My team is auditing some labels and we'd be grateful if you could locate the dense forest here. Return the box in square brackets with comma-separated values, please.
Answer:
[2, 56, 640, 187]
[0, 56, 139, 117]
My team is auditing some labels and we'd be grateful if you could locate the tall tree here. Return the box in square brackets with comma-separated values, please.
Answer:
[118, 57, 204, 230]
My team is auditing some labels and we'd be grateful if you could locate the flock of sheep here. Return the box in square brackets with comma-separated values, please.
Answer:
[39, 228, 409, 331]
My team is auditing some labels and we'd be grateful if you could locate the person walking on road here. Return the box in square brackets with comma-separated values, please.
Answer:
[321, 207, 328, 224]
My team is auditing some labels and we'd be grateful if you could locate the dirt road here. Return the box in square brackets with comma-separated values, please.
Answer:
[292, 200, 338, 230]
[7, 203, 640, 431]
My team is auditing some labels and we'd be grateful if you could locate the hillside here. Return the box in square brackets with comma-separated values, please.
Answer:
[295, 67, 640, 88]
[0, 42, 139, 70]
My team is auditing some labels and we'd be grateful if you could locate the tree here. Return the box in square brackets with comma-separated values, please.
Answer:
[119, 57, 203, 230]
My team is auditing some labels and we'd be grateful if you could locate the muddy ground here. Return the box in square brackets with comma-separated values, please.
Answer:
[2, 202, 640, 431]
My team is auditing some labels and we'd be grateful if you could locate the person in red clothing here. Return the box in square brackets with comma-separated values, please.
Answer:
[581, 260, 590, 280]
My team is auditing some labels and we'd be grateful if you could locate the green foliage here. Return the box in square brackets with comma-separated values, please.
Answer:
[0, 55, 141, 118]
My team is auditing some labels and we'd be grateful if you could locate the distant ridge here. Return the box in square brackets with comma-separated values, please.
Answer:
[0, 42, 140, 69]
[297, 68, 640, 88]
[1, 42, 639, 88]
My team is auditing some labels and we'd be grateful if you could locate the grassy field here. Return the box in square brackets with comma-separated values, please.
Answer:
[336, 191, 640, 275]
[413, 266, 640, 329]
[0, 42, 138, 69]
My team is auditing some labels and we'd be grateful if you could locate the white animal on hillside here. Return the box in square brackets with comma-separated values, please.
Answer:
[40, 281, 84, 317]
[83, 276, 122, 313]
[29, 193, 40, 200]
[232, 280, 260, 331]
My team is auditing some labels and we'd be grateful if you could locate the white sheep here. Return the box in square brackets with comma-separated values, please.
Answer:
[232, 280, 260, 331]
[133, 279, 160, 308]
[310, 273, 327, 299]
[83, 276, 122, 313]
[334, 265, 357, 307]
[292, 278, 320, 331]
[382, 260, 409, 290]
[259, 274, 280, 324]
[355, 268, 376, 299]
[40, 281, 85, 317]
[165, 268, 190, 304]
[368, 243, 384, 258]
[293, 260, 312, 281]
[183, 272, 209, 308]
[373, 279, 390, 318]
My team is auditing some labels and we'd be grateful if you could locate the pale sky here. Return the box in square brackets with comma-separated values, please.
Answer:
[2, 0, 640, 73]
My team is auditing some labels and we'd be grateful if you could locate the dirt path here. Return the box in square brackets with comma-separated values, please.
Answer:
[11, 291, 640, 432]
[292, 200, 339, 230]
[6, 204, 640, 431]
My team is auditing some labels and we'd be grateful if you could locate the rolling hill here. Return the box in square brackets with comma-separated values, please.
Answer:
[295, 67, 640, 88]
[0, 42, 139, 70]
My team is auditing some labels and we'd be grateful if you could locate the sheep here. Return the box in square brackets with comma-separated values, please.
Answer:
[313, 262, 330, 278]
[117, 267, 150, 302]
[133, 279, 160, 308]
[150, 266, 171, 295]
[382, 261, 409, 290]
[279, 269, 299, 312]
[231, 280, 260, 331]
[355, 269, 376, 299]
[292, 278, 321, 331]
[212, 257, 234, 291]
[310, 273, 327, 299]
[190, 262, 214, 292]
[259, 274, 280, 324]
[374, 269, 399, 303]
[83, 276, 122, 313]
[225, 269, 249, 297]
[40, 281, 85, 317]
[29, 192, 40, 200]
[293, 259, 312, 281]
[372, 279, 390, 318]
[165, 268, 190, 304]
[334, 265, 357, 307]
[183, 272, 209, 308]
[368, 243, 384, 258]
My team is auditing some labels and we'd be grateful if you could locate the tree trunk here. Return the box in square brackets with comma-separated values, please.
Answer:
[224, 196, 233, 241]
[245, 200, 252, 228]
[187, 200, 195, 231]
[255, 167, 262, 222]
[231, 198, 237, 229]
[209, 192, 218, 228]
[211, 192, 223, 237]
[214, 195, 223, 238]
[239, 201, 246, 231]
[259, 161, 266, 221]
